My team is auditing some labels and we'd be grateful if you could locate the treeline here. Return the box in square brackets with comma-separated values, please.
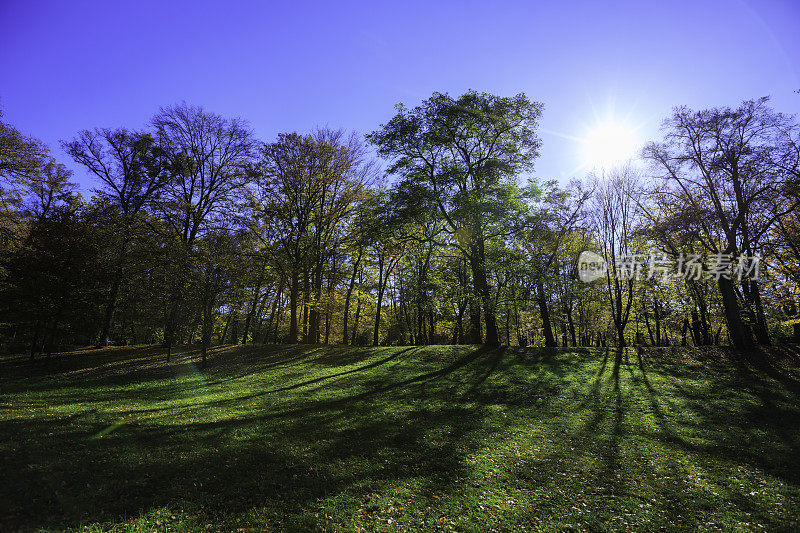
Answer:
[1, 91, 798, 361]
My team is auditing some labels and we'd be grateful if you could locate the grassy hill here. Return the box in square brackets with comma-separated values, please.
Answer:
[2, 344, 800, 531]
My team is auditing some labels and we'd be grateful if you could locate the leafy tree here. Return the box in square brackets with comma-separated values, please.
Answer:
[519, 179, 589, 346]
[2, 202, 103, 357]
[63, 128, 169, 345]
[368, 90, 543, 346]
[1, 110, 70, 247]
[251, 128, 375, 343]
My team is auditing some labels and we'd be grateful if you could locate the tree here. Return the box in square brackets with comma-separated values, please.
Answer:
[520, 179, 590, 346]
[252, 128, 375, 344]
[63, 128, 169, 346]
[153, 103, 255, 360]
[368, 90, 543, 346]
[4, 93, 800, 356]
[1, 110, 63, 246]
[2, 202, 103, 358]
[589, 165, 642, 347]
[643, 97, 800, 348]
[196, 228, 246, 363]
[363, 190, 406, 346]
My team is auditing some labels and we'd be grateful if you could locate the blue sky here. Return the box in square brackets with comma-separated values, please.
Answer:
[1, 0, 798, 190]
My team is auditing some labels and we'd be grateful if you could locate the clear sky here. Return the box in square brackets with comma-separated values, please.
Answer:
[1, 0, 799, 190]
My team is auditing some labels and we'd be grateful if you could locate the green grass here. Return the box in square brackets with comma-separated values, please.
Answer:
[2, 344, 800, 532]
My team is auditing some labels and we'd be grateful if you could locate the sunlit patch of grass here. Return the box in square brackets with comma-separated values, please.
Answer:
[1, 344, 800, 531]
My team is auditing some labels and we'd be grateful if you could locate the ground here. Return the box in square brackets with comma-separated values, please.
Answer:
[2, 344, 800, 532]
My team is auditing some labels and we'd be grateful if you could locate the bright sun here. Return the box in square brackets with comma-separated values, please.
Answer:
[581, 120, 639, 169]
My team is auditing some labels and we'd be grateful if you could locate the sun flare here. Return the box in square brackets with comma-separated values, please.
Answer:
[581, 120, 640, 169]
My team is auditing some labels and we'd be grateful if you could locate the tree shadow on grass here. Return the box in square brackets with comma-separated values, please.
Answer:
[4, 345, 800, 531]
[504, 346, 800, 530]
[629, 349, 800, 526]
[0, 344, 308, 392]
[1, 345, 510, 531]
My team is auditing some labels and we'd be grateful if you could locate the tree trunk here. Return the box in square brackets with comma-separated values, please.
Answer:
[220, 311, 232, 345]
[342, 253, 361, 344]
[468, 300, 482, 344]
[324, 253, 337, 345]
[352, 295, 362, 345]
[289, 270, 300, 343]
[469, 246, 498, 346]
[308, 259, 323, 343]
[227, 309, 239, 345]
[429, 309, 435, 344]
[536, 279, 556, 347]
[29, 320, 41, 360]
[98, 233, 131, 347]
[718, 277, 752, 348]
[615, 323, 627, 348]
[99, 265, 123, 347]
[505, 303, 511, 347]
[452, 299, 466, 344]
[681, 318, 689, 346]
[644, 310, 654, 346]
[749, 279, 771, 345]
[264, 279, 284, 343]
[44, 319, 58, 358]
[301, 270, 310, 342]
[253, 287, 270, 344]
[373, 257, 386, 346]
[201, 306, 212, 366]
[242, 268, 268, 345]
[200, 284, 213, 366]
[654, 306, 662, 346]
[690, 310, 701, 346]
[164, 297, 180, 362]
[373, 286, 384, 346]
[566, 307, 577, 346]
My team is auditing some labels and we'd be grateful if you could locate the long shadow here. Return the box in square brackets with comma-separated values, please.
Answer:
[744, 347, 800, 396]
[573, 348, 610, 411]
[165, 346, 500, 430]
[599, 346, 625, 499]
[70, 347, 417, 419]
[633, 350, 800, 489]
[183, 347, 419, 409]
[1, 345, 509, 531]
[463, 346, 507, 398]
[5, 344, 800, 531]
[2, 346, 347, 407]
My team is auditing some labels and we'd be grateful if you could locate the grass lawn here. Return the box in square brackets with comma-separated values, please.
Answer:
[2, 344, 800, 531]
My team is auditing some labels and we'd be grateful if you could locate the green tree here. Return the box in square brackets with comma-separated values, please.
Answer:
[252, 128, 375, 343]
[63, 128, 169, 346]
[368, 90, 543, 346]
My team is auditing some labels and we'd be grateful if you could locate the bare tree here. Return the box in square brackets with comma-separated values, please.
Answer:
[152, 103, 255, 360]
[589, 164, 641, 347]
[643, 97, 800, 347]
